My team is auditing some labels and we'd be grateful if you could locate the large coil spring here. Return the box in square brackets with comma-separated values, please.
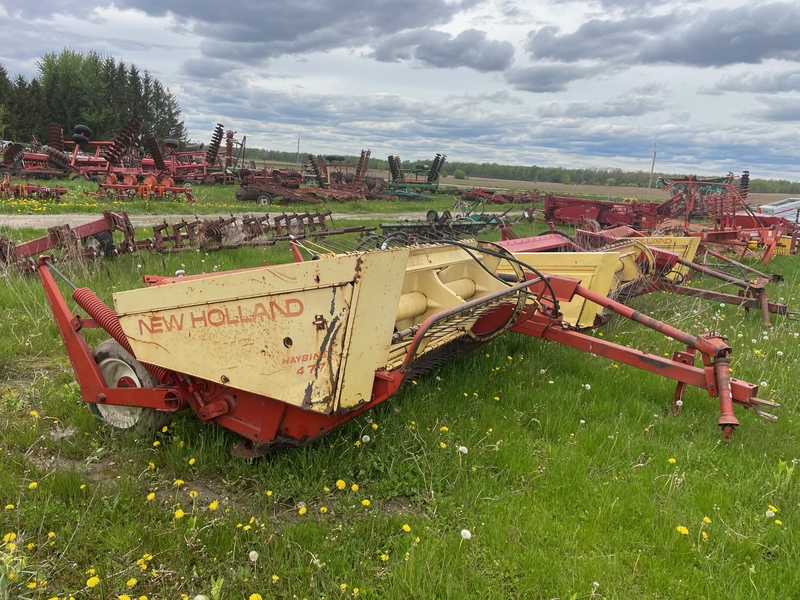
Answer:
[72, 287, 172, 384]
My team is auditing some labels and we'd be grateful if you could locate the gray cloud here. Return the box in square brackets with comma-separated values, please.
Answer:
[536, 93, 665, 118]
[707, 70, 800, 94]
[504, 64, 598, 93]
[743, 96, 800, 122]
[525, 15, 677, 63]
[374, 28, 514, 72]
[525, 3, 800, 68]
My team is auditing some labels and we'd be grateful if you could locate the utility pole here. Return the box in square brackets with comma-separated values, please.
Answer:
[296, 137, 300, 167]
[646, 142, 657, 199]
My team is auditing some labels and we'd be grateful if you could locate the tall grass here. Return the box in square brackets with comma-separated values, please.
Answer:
[0, 228, 798, 598]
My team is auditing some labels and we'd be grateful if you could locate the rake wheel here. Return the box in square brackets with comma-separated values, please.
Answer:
[88, 340, 171, 434]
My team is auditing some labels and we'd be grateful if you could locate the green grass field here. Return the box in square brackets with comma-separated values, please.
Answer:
[1, 182, 799, 599]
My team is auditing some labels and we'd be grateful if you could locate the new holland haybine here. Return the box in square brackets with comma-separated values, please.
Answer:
[38, 239, 777, 456]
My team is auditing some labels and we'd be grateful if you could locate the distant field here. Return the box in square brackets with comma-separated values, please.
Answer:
[437, 175, 790, 208]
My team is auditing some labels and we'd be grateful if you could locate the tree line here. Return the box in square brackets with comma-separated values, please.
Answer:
[0, 49, 185, 145]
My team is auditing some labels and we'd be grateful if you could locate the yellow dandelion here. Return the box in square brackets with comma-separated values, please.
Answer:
[703, 516, 711, 524]
[174, 509, 185, 519]
[86, 568, 96, 576]
[354, 440, 361, 447]
[4, 504, 14, 510]
[362, 499, 371, 506]
[320, 506, 328, 514]
[152, 441, 160, 447]
[371, 423, 378, 430]
[323, 486, 330, 492]
[353, 588, 359, 596]
[30, 410, 39, 418]
[415, 536, 420, 543]
[189, 490, 198, 498]
[173, 479, 185, 487]
[440, 442, 447, 449]
[127, 578, 137, 587]
[243, 525, 251, 531]
[161, 426, 168, 433]
[298, 506, 307, 515]
[272, 574, 279, 582]
[775, 519, 783, 525]
[148, 462, 155, 470]
[668, 458, 676, 464]
[351, 483, 359, 492]
[266, 490, 273, 497]
[380, 553, 389, 561]
[340, 583, 348, 590]
[26, 582, 37, 589]
[188, 458, 196, 465]
[47, 531, 55, 539]
[120, 595, 132, 600]
[402, 524, 411, 532]
[28, 481, 38, 489]
[3, 533, 16, 542]
[251, 594, 264, 600]
[440, 426, 449, 432]
[209, 500, 219, 511]
[146, 492, 155, 501]
[86, 575, 100, 587]
[676, 525, 689, 535]
[702, 531, 708, 540]
[769, 504, 779, 513]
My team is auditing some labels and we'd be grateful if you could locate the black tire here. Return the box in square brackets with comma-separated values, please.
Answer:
[88, 175, 102, 183]
[88, 340, 171, 434]
[256, 193, 273, 206]
[74, 124, 93, 138]
[72, 134, 90, 146]
[87, 231, 117, 257]
[164, 138, 179, 149]
[426, 209, 439, 222]
[182, 179, 197, 187]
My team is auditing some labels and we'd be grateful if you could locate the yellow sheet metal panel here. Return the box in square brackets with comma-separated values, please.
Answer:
[335, 248, 410, 411]
[636, 236, 700, 280]
[505, 252, 620, 328]
[115, 255, 377, 413]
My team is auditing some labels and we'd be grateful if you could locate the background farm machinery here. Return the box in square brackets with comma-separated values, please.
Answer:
[0, 210, 376, 271]
[36, 233, 778, 458]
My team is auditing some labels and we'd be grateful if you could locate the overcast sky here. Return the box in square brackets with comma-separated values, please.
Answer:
[2, 0, 800, 180]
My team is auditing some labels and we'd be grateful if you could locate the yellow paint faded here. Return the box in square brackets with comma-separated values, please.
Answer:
[500, 252, 620, 328]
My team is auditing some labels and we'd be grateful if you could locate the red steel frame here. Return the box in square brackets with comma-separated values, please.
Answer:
[37, 254, 778, 455]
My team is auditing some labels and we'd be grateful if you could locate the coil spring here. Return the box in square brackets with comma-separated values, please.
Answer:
[739, 170, 750, 201]
[72, 287, 172, 384]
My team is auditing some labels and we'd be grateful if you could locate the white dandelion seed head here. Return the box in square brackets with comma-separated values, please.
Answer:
[737, 333, 743, 338]
[249, 550, 259, 562]
[592, 581, 600, 588]
[751, 339, 757, 344]
[766, 509, 775, 518]
[548, 380, 554, 385]
[579, 419, 586, 425]
[794, 333, 799, 338]
[720, 303, 725, 308]
[584, 384, 591, 391]
[361, 435, 371, 443]
[760, 381, 769, 388]
[194, 596, 210, 600]
[297, 501, 306, 509]
[777, 351, 784, 357]
[676, 400, 684, 407]
[540, 369, 546, 375]
[457, 446, 468, 454]
[460, 529, 472, 540]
